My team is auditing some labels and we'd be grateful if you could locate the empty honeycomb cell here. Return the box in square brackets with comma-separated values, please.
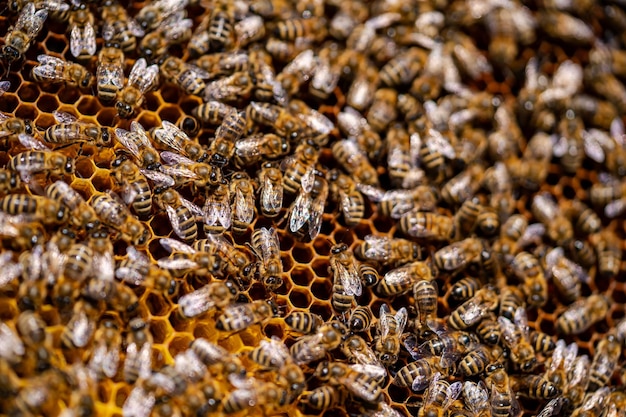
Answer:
[159, 85, 181, 104]
[289, 288, 312, 308]
[145, 292, 171, 317]
[143, 92, 162, 113]
[136, 111, 161, 130]
[89, 170, 113, 192]
[169, 307, 193, 333]
[168, 334, 194, 358]
[192, 322, 215, 340]
[76, 96, 101, 116]
[310, 279, 333, 301]
[291, 265, 316, 287]
[149, 318, 171, 345]
[17, 82, 39, 102]
[311, 258, 331, 278]
[75, 157, 97, 179]
[372, 215, 395, 234]
[42, 34, 67, 55]
[239, 329, 262, 347]
[15, 103, 38, 121]
[291, 244, 314, 264]
[157, 105, 183, 124]
[0, 92, 19, 113]
[56, 86, 81, 105]
[262, 322, 284, 340]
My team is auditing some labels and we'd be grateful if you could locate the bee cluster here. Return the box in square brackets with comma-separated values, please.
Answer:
[0, 0, 626, 416]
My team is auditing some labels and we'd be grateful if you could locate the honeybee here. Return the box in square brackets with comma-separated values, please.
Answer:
[281, 139, 319, 195]
[448, 287, 498, 330]
[288, 170, 328, 241]
[204, 71, 253, 102]
[61, 300, 98, 349]
[328, 169, 364, 227]
[400, 210, 455, 241]
[111, 157, 166, 218]
[9, 149, 74, 182]
[45, 180, 99, 231]
[374, 304, 407, 365]
[434, 238, 488, 272]
[0, 194, 68, 226]
[116, 246, 177, 295]
[203, 179, 231, 234]
[272, 16, 326, 41]
[31, 54, 92, 88]
[192, 234, 255, 281]
[329, 243, 361, 299]
[138, 12, 193, 60]
[157, 237, 220, 278]
[413, 280, 439, 330]
[44, 110, 114, 148]
[158, 151, 219, 190]
[215, 299, 278, 333]
[135, 0, 188, 31]
[209, 109, 246, 167]
[0, 113, 36, 146]
[288, 100, 335, 147]
[589, 174, 626, 217]
[458, 344, 494, 377]
[376, 261, 433, 297]
[332, 139, 379, 187]
[258, 162, 283, 218]
[123, 317, 153, 383]
[249, 336, 291, 370]
[16, 310, 46, 348]
[158, 56, 209, 96]
[342, 334, 387, 381]
[153, 121, 207, 163]
[285, 311, 323, 334]
[557, 294, 610, 335]
[510, 375, 559, 399]
[461, 381, 491, 417]
[346, 64, 379, 112]
[356, 234, 423, 267]
[0, 321, 25, 364]
[571, 387, 611, 417]
[349, 306, 373, 333]
[315, 361, 382, 404]
[449, 276, 481, 302]
[96, 42, 125, 103]
[226, 172, 255, 235]
[440, 164, 484, 206]
[249, 226, 283, 291]
[155, 188, 202, 242]
[190, 337, 244, 373]
[68, 2, 96, 60]
[234, 134, 289, 168]
[592, 230, 622, 279]
[192, 101, 235, 126]
[290, 321, 346, 365]
[90, 192, 150, 246]
[116, 58, 160, 118]
[88, 319, 121, 379]
[7, 0, 69, 21]
[532, 192, 573, 245]
[418, 372, 462, 417]
[544, 247, 589, 303]
[587, 334, 621, 392]
[544, 340, 580, 401]
[483, 363, 519, 417]
[379, 47, 425, 87]
[101, 0, 144, 53]
[509, 251, 548, 308]
[249, 50, 287, 104]
[177, 281, 237, 318]
[115, 121, 161, 170]
[497, 307, 536, 371]
[299, 386, 344, 413]
[1, 3, 48, 74]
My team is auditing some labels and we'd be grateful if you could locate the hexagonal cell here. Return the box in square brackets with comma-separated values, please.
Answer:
[15, 103, 39, 121]
[75, 156, 97, 180]
[145, 292, 171, 317]
[149, 318, 171, 345]
[158, 105, 182, 125]
[56, 85, 81, 105]
[291, 243, 314, 264]
[76, 96, 101, 116]
[291, 266, 315, 287]
[90, 170, 113, 191]
[168, 307, 192, 333]
[311, 279, 332, 301]
[168, 334, 194, 358]
[137, 111, 161, 130]
[35, 93, 59, 113]
[143, 92, 162, 113]
[289, 288, 312, 308]
[0, 92, 19, 113]
[17, 83, 40, 102]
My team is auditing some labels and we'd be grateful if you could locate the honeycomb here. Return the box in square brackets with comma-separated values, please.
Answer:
[0, 0, 626, 417]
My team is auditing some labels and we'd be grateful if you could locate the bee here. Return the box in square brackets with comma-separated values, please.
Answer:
[116, 246, 177, 295]
[90, 192, 150, 246]
[591, 230, 622, 279]
[366, 88, 399, 133]
[439, 163, 484, 206]
[285, 311, 323, 334]
[557, 294, 610, 335]
[62, 241, 94, 283]
[16, 310, 46, 348]
[532, 192, 573, 245]
[249, 50, 287, 104]
[96, 42, 125, 103]
[152, 120, 208, 163]
[566, 200, 602, 236]
[374, 304, 407, 365]
[203, 71, 253, 102]
[356, 234, 423, 267]
[209, 109, 246, 167]
[376, 261, 433, 297]
[509, 251, 548, 308]
[9, 149, 74, 183]
[177, 281, 237, 318]
[192, 234, 255, 281]
[400, 211, 455, 241]
[257, 162, 284, 218]
[287, 99, 335, 147]
[544, 247, 589, 304]
[31, 54, 92, 88]
[418, 372, 462, 417]
[345, 64, 379, 112]
[158, 151, 220, 190]
[135, 0, 188, 31]
[123, 317, 153, 383]
[248, 336, 291, 370]
[332, 139, 379, 187]
[88, 319, 122, 379]
[328, 169, 364, 227]
[234, 134, 289, 168]
[281, 139, 319, 195]
[7, 0, 69, 21]
[587, 334, 621, 391]
[114, 121, 161, 170]
[434, 238, 488, 273]
[116, 58, 160, 119]
[458, 344, 494, 377]
[378, 47, 425, 87]
[44, 110, 114, 148]
[1, 3, 48, 74]
[342, 333, 387, 381]
[272, 17, 326, 42]
[155, 187, 204, 242]
[68, 1, 96, 60]
[287, 170, 328, 241]
[0, 113, 36, 145]
[101, 0, 144, 53]
[315, 361, 382, 404]
[157, 237, 221, 278]
[448, 287, 498, 330]
[111, 157, 163, 218]
[349, 306, 373, 333]
[290, 321, 346, 365]
[497, 307, 536, 371]
[138, 12, 193, 60]
[511, 375, 560, 400]
[190, 337, 244, 375]
[229, 172, 255, 235]
[461, 381, 491, 417]
[159, 56, 209, 96]
[192, 101, 235, 126]
[358, 263, 380, 288]
[385, 123, 420, 188]
[589, 175, 626, 216]
[571, 387, 611, 417]
[483, 363, 518, 417]
[330, 243, 362, 299]
[45, 180, 99, 231]
[215, 299, 278, 333]
[413, 280, 439, 331]
[0, 194, 68, 226]
[299, 386, 344, 413]
[61, 300, 98, 349]
[249, 227, 283, 291]
[363, 186, 439, 221]
[329, 282, 352, 313]
[449, 276, 481, 302]
[202, 179, 231, 235]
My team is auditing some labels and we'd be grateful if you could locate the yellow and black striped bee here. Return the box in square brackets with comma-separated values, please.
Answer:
[285, 311, 323, 334]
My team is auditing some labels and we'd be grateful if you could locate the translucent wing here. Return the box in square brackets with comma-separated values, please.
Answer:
[157, 257, 198, 270]
[141, 169, 175, 188]
[0, 81, 10, 95]
[165, 205, 188, 241]
[336, 259, 361, 297]
[180, 196, 204, 218]
[115, 128, 141, 160]
[18, 133, 49, 150]
[153, 121, 187, 154]
[289, 190, 311, 233]
[234, 188, 254, 224]
[53, 110, 78, 124]
[261, 175, 282, 212]
[395, 307, 408, 335]
[379, 304, 391, 338]
[159, 237, 196, 254]
[70, 23, 97, 58]
[97, 64, 124, 88]
[130, 58, 159, 92]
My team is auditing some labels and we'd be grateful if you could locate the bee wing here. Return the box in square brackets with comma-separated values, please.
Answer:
[583, 130, 607, 163]
[605, 198, 626, 218]
[141, 169, 175, 188]
[0, 322, 25, 359]
[300, 166, 316, 194]
[568, 354, 589, 387]
[178, 285, 217, 317]
[379, 304, 391, 338]
[135, 64, 160, 93]
[258, 227, 279, 262]
[261, 175, 282, 212]
[463, 381, 489, 415]
[234, 188, 254, 223]
[349, 363, 387, 380]
[363, 234, 390, 260]
[70, 23, 97, 58]
[157, 257, 198, 270]
[443, 381, 463, 410]
[497, 315, 520, 348]
[257, 337, 290, 368]
[402, 333, 421, 360]
[97, 64, 125, 89]
[153, 121, 185, 154]
[130, 121, 154, 149]
[356, 184, 385, 202]
[159, 237, 195, 254]
[19, 4, 49, 36]
[581, 387, 610, 411]
[93, 251, 115, 282]
[32, 55, 65, 81]
[235, 135, 264, 159]
[203, 193, 231, 229]
[517, 223, 545, 249]
[115, 128, 141, 160]
[0, 81, 10, 96]
[289, 191, 311, 234]
[297, 108, 334, 136]
[292, 333, 325, 365]
[307, 186, 327, 240]
[18, 133, 49, 150]
[425, 128, 456, 159]
[384, 264, 413, 286]
[337, 261, 362, 297]
[513, 307, 529, 339]
[52, 110, 79, 124]
[395, 307, 408, 335]
[160, 150, 193, 165]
